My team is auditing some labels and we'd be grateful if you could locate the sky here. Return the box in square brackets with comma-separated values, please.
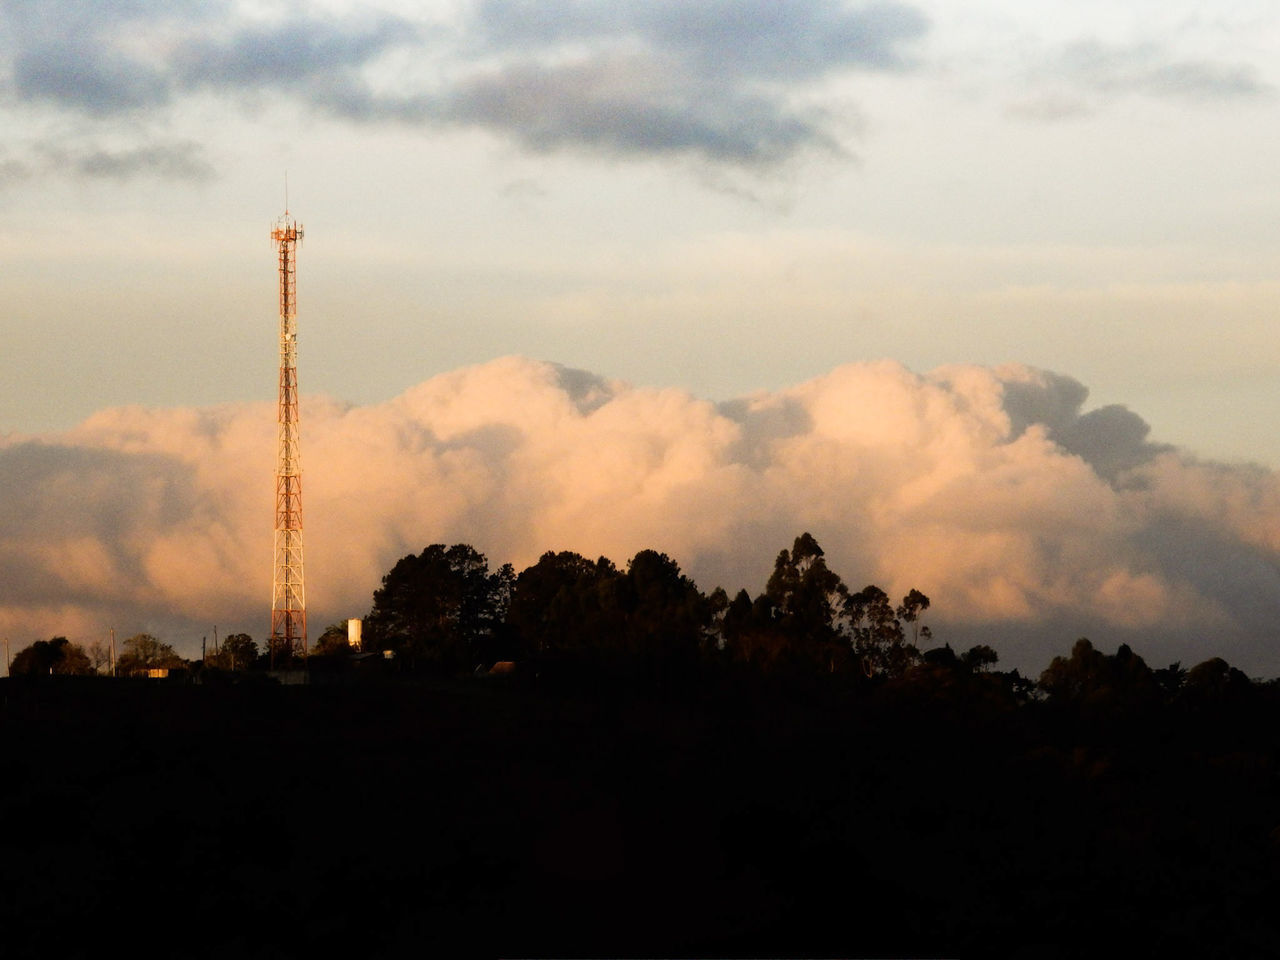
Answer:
[3, 0, 1280, 674]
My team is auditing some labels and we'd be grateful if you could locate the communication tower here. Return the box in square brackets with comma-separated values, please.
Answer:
[269, 209, 307, 664]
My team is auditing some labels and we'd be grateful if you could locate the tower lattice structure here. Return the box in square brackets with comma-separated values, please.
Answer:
[270, 211, 306, 664]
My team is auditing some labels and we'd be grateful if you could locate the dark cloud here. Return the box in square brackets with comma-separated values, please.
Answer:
[437, 0, 924, 165]
[4, 0, 224, 114]
[1054, 405, 1171, 483]
[550, 363, 614, 415]
[1134, 503, 1280, 639]
[41, 140, 215, 181]
[175, 17, 418, 92]
[4, 5, 417, 113]
[0, 0, 927, 172]
[0, 137, 215, 184]
[13, 41, 171, 115]
[1001, 369, 1170, 483]
[646, 0, 923, 76]
[470, 0, 926, 80]
[439, 58, 837, 165]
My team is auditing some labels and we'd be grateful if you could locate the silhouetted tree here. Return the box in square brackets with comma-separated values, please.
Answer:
[922, 643, 960, 669]
[761, 533, 852, 671]
[766, 535, 848, 636]
[849, 585, 919, 677]
[507, 550, 623, 656]
[116, 634, 184, 676]
[1039, 638, 1106, 702]
[366, 544, 512, 673]
[961, 644, 999, 673]
[9, 637, 92, 676]
[896, 588, 931, 646]
[618, 549, 711, 671]
[718, 587, 792, 670]
[312, 622, 352, 658]
[1180, 656, 1253, 706]
[1153, 660, 1186, 699]
[212, 633, 259, 670]
[85, 640, 112, 674]
[1038, 638, 1161, 721]
[717, 589, 755, 647]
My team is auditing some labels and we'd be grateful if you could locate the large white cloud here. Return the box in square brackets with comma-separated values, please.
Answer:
[3, 355, 1279, 674]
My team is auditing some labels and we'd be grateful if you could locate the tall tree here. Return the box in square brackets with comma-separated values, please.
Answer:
[507, 550, 622, 656]
[764, 533, 850, 646]
[848, 586, 923, 677]
[619, 549, 710, 664]
[366, 544, 512, 673]
[751, 533, 854, 673]
[896, 589, 931, 646]
[213, 633, 259, 671]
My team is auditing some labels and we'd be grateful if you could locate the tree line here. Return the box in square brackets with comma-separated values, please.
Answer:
[353, 533, 948, 681]
[8, 531, 1269, 710]
[352, 532, 1269, 712]
[7, 631, 256, 677]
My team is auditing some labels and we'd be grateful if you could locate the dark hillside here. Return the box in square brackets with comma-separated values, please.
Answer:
[3, 673, 1279, 958]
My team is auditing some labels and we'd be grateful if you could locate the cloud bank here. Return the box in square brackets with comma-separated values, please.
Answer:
[5, 2, 1273, 180]
[4, 356, 1280, 675]
[1, 0, 926, 175]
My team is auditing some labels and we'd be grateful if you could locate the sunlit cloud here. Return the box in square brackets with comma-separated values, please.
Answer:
[3, 356, 1279, 675]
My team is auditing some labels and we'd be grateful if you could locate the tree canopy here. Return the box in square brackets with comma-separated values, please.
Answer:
[209, 633, 258, 671]
[365, 544, 514, 673]
[116, 634, 184, 676]
[10, 637, 92, 676]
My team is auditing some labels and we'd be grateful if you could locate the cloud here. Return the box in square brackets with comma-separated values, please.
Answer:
[436, 57, 839, 165]
[0, 0, 927, 173]
[0, 137, 214, 185]
[1018, 38, 1272, 115]
[1059, 39, 1269, 101]
[176, 16, 416, 93]
[38, 140, 215, 181]
[467, 0, 926, 80]
[0, 0, 418, 183]
[4, 356, 1280, 676]
[430, 0, 926, 165]
[4, 1, 416, 114]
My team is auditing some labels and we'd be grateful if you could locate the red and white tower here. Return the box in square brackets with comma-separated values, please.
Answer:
[269, 210, 306, 664]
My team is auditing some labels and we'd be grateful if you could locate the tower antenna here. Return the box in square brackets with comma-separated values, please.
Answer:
[269, 207, 307, 666]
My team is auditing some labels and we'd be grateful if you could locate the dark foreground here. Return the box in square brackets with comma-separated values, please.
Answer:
[3, 671, 1279, 958]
